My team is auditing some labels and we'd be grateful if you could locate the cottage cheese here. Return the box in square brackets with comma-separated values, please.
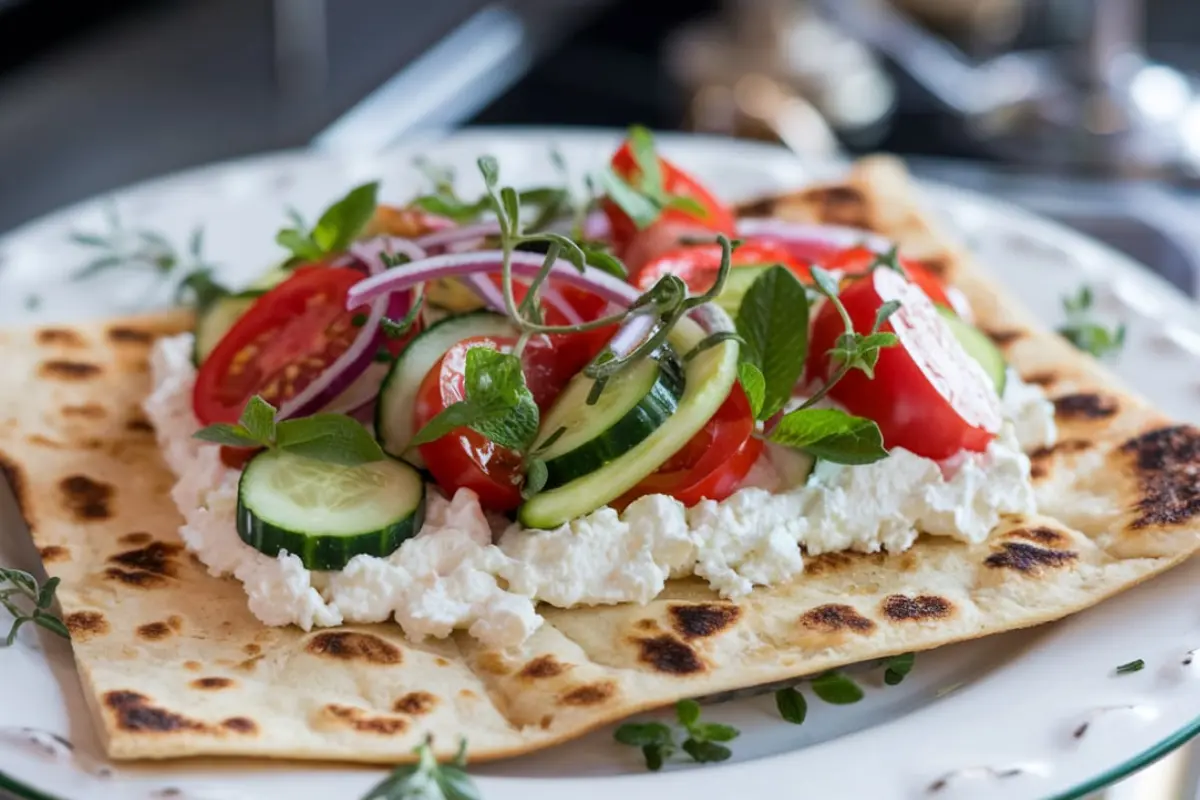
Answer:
[147, 328, 1055, 647]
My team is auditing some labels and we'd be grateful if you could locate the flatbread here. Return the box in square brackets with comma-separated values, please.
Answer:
[3, 156, 1199, 764]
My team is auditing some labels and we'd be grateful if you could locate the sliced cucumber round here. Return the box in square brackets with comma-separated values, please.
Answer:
[237, 449, 425, 571]
[518, 316, 739, 529]
[375, 311, 519, 467]
[192, 266, 292, 364]
[936, 305, 1007, 395]
[713, 264, 772, 318]
[535, 348, 685, 491]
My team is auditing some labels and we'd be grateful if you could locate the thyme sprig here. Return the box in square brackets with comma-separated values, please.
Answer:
[361, 737, 479, 800]
[0, 568, 69, 646]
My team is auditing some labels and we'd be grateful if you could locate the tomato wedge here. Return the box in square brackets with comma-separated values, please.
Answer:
[613, 383, 761, 509]
[602, 140, 736, 271]
[632, 239, 814, 294]
[805, 268, 1001, 460]
[822, 246, 953, 310]
[194, 266, 370, 425]
[414, 335, 581, 511]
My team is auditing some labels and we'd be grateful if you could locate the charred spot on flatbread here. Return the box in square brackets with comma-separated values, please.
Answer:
[191, 677, 234, 690]
[39, 545, 68, 562]
[60, 474, 113, 520]
[519, 655, 568, 680]
[39, 360, 101, 380]
[321, 704, 408, 735]
[119, 531, 153, 545]
[126, 415, 155, 433]
[635, 635, 706, 675]
[108, 541, 182, 578]
[984, 329, 1023, 348]
[305, 631, 402, 665]
[634, 618, 660, 632]
[243, 643, 262, 656]
[1029, 439, 1091, 479]
[558, 681, 617, 707]
[812, 185, 870, 228]
[61, 403, 106, 419]
[104, 691, 205, 733]
[1008, 527, 1070, 548]
[1054, 393, 1118, 420]
[65, 611, 108, 640]
[804, 551, 856, 576]
[221, 717, 257, 734]
[476, 652, 511, 676]
[799, 603, 876, 634]
[1120, 425, 1200, 529]
[107, 326, 155, 345]
[1023, 371, 1058, 388]
[36, 329, 85, 348]
[137, 621, 174, 641]
[881, 594, 954, 622]
[669, 603, 741, 640]
[393, 692, 438, 716]
[984, 542, 1078, 573]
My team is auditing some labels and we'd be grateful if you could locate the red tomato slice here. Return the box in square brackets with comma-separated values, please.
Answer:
[632, 240, 814, 294]
[805, 268, 1001, 460]
[602, 140, 736, 271]
[613, 383, 761, 509]
[193, 266, 369, 425]
[822, 246, 953, 310]
[414, 335, 580, 511]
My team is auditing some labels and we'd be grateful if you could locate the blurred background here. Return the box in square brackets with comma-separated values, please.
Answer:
[2, 0, 1200, 794]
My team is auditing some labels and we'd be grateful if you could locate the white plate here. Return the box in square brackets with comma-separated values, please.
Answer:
[3, 129, 1200, 800]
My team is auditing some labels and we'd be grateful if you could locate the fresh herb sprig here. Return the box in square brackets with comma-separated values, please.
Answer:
[194, 396, 384, 467]
[883, 652, 915, 685]
[276, 182, 380, 265]
[1058, 285, 1125, 359]
[361, 737, 479, 800]
[1115, 658, 1145, 675]
[810, 670, 865, 705]
[614, 699, 740, 771]
[0, 568, 68, 647]
[734, 264, 898, 465]
[598, 125, 708, 229]
[68, 209, 228, 311]
[410, 155, 572, 233]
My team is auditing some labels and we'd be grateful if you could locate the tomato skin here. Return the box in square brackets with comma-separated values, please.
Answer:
[602, 141, 736, 271]
[613, 383, 760, 509]
[822, 246, 953, 310]
[413, 335, 587, 511]
[632, 239, 814, 294]
[194, 266, 369, 426]
[805, 269, 999, 460]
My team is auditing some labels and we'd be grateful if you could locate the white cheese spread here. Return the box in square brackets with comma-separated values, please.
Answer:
[147, 331, 1055, 649]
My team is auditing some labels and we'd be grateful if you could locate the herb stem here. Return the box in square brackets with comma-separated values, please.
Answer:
[518, 241, 562, 320]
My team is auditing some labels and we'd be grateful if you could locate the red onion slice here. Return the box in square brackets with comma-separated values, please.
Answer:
[320, 362, 391, 416]
[463, 272, 508, 312]
[347, 250, 641, 311]
[416, 221, 501, 253]
[350, 237, 429, 273]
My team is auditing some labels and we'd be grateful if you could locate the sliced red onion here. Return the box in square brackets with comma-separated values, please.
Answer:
[415, 221, 501, 252]
[539, 284, 584, 325]
[347, 250, 641, 311]
[687, 301, 735, 336]
[463, 272, 508, 312]
[320, 362, 391, 416]
[350, 236, 429, 273]
[608, 310, 657, 358]
[582, 210, 610, 240]
[735, 219, 894, 257]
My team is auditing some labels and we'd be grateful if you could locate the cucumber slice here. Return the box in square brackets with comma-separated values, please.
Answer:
[714, 265, 771, 317]
[237, 449, 425, 571]
[376, 311, 519, 467]
[936, 305, 1007, 395]
[535, 349, 685, 491]
[192, 267, 292, 364]
[518, 317, 739, 529]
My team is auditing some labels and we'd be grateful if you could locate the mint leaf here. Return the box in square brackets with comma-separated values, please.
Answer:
[691, 723, 739, 743]
[770, 408, 888, 465]
[884, 652, 915, 685]
[471, 392, 538, 452]
[614, 722, 673, 748]
[275, 414, 384, 466]
[738, 362, 766, 419]
[597, 169, 660, 229]
[809, 265, 840, 298]
[681, 739, 732, 764]
[410, 401, 481, 447]
[239, 395, 277, 443]
[873, 300, 901, 331]
[675, 699, 701, 729]
[311, 182, 379, 254]
[811, 671, 864, 705]
[411, 193, 490, 224]
[735, 265, 810, 420]
[628, 124, 663, 198]
[275, 228, 323, 263]
[193, 423, 263, 448]
[522, 458, 549, 500]
[775, 688, 807, 724]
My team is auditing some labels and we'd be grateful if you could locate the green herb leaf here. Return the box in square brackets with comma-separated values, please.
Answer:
[310, 182, 379, 253]
[597, 169, 660, 229]
[809, 265, 840, 298]
[239, 395, 277, 443]
[0, 568, 68, 647]
[663, 194, 709, 218]
[463, 348, 539, 451]
[360, 737, 480, 800]
[1059, 285, 1125, 359]
[883, 652, 915, 686]
[1115, 658, 1145, 675]
[275, 228, 324, 262]
[580, 243, 627, 278]
[775, 687, 807, 724]
[613, 722, 674, 748]
[675, 699, 701, 729]
[691, 723, 739, 743]
[770, 408, 887, 465]
[628, 125, 663, 196]
[381, 291, 425, 339]
[175, 268, 232, 315]
[522, 458, 549, 500]
[275, 414, 385, 466]
[735, 266, 810, 420]
[642, 744, 668, 771]
[810, 671, 864, 705]
[681, 739, 732, 764]
[409, 401, 481, 447]
[193, 424, 264, 448]
[738, 362, 766, 419]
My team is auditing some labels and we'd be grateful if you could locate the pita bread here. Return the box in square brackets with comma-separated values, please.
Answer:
[2, 156, 1198, 764]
